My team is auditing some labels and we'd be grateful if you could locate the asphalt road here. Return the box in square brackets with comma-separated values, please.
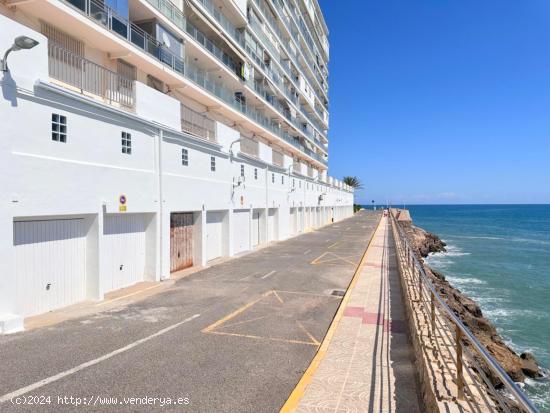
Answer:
[0, 210, 381, 412]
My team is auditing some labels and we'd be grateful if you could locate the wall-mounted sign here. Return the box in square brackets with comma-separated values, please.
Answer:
[119, 194, 127, 212]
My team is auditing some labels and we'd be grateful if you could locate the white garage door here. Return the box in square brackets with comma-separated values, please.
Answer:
[104, 214, 147, 292]
[206, 211, 224, 261]
[14, 219, 87, 317]
[316, 207, 321, 228]
[252, 210, 261, 247]
[267, 209, 277, 242]
[233, 209, 250, 254]
[290, 208, 297, 235]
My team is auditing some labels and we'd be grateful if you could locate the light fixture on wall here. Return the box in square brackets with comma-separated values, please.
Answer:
[1, 36, 39, 72]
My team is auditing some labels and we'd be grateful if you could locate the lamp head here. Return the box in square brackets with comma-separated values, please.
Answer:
[2, 35, 39, 72]
[13, 36, 39, 51]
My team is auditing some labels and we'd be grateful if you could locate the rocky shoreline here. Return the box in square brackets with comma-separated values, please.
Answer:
[396, 215, 542, 386]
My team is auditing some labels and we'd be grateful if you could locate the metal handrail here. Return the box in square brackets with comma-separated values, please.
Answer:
[389, 210, 540, 413]
[48, 42, 135, 108]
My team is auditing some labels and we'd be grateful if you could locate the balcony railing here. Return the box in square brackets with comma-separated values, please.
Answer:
[48, 42, 135, 108]
[144, 0, 241, 77]
[181, 103, 216, 142]
[144, 0, 327, 141]
[194, 0, 245, 46]
[65, 0, 185, 75]
[61, 0, 326, 166]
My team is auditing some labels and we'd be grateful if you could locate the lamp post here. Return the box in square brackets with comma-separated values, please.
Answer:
[1, 36, 39, 72]
[371, 200, 375, 210]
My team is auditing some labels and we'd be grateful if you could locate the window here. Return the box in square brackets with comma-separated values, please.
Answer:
[181, 148, 188, 166]
[272, 173, 275, 183]
[121, 132, 132, 154]
[241, 164, 245, 177]
[281, 175, 284, 185]
[211, 156, 216, 171]
[254, 168, 258, 180]
[51, 113, 67, 143]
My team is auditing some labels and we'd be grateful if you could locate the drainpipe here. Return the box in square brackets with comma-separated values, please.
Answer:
[157, 128, 164, 281]
[265, 164, 269, 242]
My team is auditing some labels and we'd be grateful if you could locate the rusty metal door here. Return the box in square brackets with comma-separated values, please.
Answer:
[170, 213, 194, 272]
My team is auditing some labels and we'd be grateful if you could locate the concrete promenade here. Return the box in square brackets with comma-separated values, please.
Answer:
[287, 216, 422, 413]
[0, 211, 380, 412]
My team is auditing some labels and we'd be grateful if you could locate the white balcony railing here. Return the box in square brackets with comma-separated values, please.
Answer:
[48, 42, 135, 108]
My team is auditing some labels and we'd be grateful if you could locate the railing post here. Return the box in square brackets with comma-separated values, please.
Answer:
[430, 291, 435, 337]
[418, 265, 422, 300]
[456, 324, 465, 400]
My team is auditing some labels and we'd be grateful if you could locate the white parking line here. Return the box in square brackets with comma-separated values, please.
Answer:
[0, 314, 201, 404]
[261, 270, 277, 279]
[303, 249, 311, 255]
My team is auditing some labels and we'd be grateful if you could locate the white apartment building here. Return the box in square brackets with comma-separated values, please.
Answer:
[0, 0, 354, 333]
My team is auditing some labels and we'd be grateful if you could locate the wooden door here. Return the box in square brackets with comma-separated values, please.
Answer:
[170, 213, 194, 272]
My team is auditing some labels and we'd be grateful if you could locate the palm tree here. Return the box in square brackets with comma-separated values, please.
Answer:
[343, 176, 363, 190]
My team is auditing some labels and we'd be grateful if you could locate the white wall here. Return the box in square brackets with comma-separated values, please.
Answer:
[0, 16, 355, 331]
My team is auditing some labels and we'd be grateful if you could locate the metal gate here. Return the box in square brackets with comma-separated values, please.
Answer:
[170, 213, 194, 272]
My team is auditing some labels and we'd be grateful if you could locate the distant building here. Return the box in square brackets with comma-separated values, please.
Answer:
[0, 0, 353, 332]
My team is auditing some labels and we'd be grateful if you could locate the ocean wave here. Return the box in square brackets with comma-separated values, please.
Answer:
[427, 244, 471, 262]
[484, 308, 543, 320]
[474, 296, 504, 305]
[446, 276, 487, 285]
[449, 235, 505, 241]
[509, 237, 550, 246]
[524, 376, 550, 410]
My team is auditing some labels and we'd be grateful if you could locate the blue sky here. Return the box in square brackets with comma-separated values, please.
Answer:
[319, 0, 550, 205]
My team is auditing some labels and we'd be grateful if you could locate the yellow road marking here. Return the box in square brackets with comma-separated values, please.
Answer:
[279, 214, 383, 413]
[296, 321, 320, 346]
[218, 315, 268, 330]
[273, 290, 285, 304]
[327, 240, 341, 249]
[310, 252, 357, 266]
[207, 331, 319, 346]
[202, 291, 272, 333]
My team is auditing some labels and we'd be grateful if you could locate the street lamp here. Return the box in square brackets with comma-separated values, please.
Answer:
[1, 36, 39, 72]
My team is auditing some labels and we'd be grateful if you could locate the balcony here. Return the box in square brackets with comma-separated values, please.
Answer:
[143, 0, 327, 143]
[143, 0, 241, 78]
[48, 42, 135, 108]
[65, 0, 185, 74]
[272, 150, 284, 167]
[60, 0, 326, 166]
[194, 0, 245, 46]
[181, 103, 216, 142]
[239, 136, 260, 158]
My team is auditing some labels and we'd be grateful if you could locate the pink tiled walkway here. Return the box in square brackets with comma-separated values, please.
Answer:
[295, 217, 422, 413]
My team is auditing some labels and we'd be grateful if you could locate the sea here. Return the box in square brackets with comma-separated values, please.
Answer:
[394, 204, 550, 411]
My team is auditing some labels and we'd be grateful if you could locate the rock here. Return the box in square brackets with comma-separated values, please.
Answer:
[521, 352, 543, 378]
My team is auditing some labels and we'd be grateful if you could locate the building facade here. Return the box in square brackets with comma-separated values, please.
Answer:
[0, 0, 353, 333]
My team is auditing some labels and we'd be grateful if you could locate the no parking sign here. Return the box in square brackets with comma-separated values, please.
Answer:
[119, 194, 127, 212]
